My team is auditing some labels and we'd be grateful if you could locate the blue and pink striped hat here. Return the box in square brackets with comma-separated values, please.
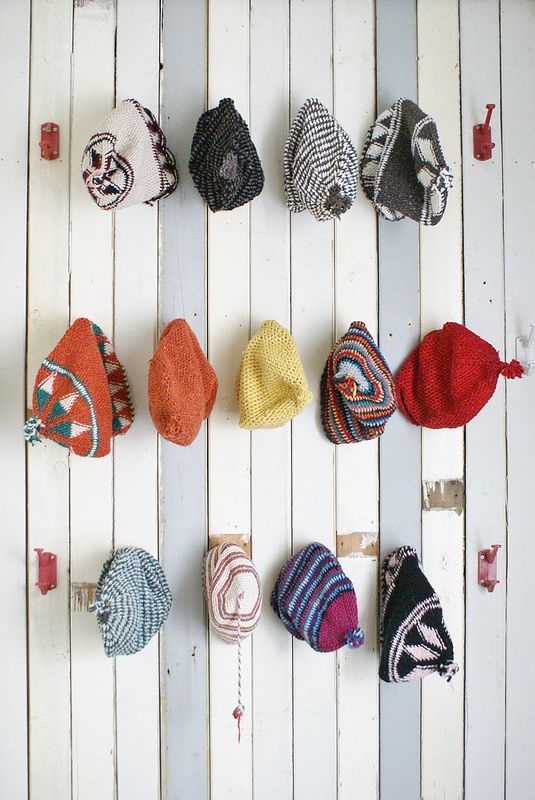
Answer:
[271, 542, 364, 653]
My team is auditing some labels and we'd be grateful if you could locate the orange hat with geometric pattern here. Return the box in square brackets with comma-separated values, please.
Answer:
[24, 318, 134, 457]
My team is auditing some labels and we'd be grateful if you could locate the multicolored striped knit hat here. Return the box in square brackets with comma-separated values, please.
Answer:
[284, 98, 360, 221]
[148, 319, 218, 446]
[237, 320, 312, 429]
[320, 321, 397, 444]
[380, 546, 458, 683]
[203, 543, 263, 740]
[24, 318, 134, 457]
[271, 542, 364, 653]
[82, 98, 178, 210]
[91, 547, 172, 657]
[189, 98, 264, 212]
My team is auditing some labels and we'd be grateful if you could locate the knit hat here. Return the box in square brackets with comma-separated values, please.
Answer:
[203, 543, 262, 740]
[82, 98, 178, 210]
[91, 547, 172, 657]
[380, 546, 458, 682]
[271, 542, 364, 653]
[396, 322, 524, 429]
[320, 321, 397, 444]
[24, 318, 134, 457]
[148, 319, 218, 446]
[189, 98, 264, 212]
[236, 320, 312, 429]
[284, 98, 360, 221]
[361, 98, 453, 225]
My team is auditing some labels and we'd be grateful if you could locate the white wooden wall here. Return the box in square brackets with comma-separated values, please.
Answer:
[2, 1, 535, 798]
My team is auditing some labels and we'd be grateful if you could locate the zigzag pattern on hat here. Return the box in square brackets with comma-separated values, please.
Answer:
[320, 321, 396, 444]
[360, 98, 453, 225]
[380, 546, 458, 683]
[284, 98, 359, 221]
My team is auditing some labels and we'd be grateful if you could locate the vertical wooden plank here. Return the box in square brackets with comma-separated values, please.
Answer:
[69, 2, 116, 798]
[26, 1, 73, 797]
[460, 2, 506, 798]
[501, 2, 535, 797]
[114, 1, 161, 798]
[417, 2, 465, 798]
[332, 2, 380, 798]
[207, 2, 252, 797]
[159, 1, 209, 799]
[289, 2, 337, 798]
[0, 1, 30, 795]
[248, 2, 292, 799]
[376, 1, 421, 798]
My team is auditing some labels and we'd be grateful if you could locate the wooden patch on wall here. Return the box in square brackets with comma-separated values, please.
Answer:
[422, 479, 464, 516]
[208, 534, 251, 559]
[337, 533, 379, 558]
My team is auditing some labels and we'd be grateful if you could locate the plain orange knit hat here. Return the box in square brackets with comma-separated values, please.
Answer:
[148, 319, 218, 445]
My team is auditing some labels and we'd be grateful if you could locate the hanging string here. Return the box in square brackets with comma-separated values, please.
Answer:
[232, 591, 245, 743]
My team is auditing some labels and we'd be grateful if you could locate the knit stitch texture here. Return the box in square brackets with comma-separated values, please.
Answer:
[148, 319, 218, 446]
[92, 547, 172, 657]
[237, 320, 312, 429]
[284, 98, 360, 221]
[380, 546, 458, 682]
[271, 542, 364, 653]
[320, 321, 396, 444]
[189, 98, 264, 211]
[361, 97, 452, 225]
[396, 321, 524, 429]
[24, 318, 134, 457]
[82, 98, 178, 210]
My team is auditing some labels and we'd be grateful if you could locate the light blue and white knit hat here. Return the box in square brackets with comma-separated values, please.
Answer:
[91, 547, 172, 657]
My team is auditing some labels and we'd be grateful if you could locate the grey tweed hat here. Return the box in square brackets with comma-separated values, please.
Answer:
[92, 547, 172, 657]
[360, 97, 453, 225]
[284, 98, 360, 222]
[189, 98, 264, 212]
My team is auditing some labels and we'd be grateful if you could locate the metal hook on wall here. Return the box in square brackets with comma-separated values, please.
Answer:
[516, 323, 535, 376]
[473, 103, 496, 161]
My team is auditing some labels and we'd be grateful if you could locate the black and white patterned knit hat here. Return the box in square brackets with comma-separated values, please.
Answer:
[91, 547, 172, 657]
[361, 98, 453, 225]
[284, 98, 360, 222]
[380, 546, 458, 683]
[189, 98, 264, 212]
[82, 99, 178, 210]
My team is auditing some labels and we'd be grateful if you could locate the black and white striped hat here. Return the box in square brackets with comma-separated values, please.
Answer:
[360, 98, 453, 225]
[189, 98, 264, 212]
[284, 98, 360, 222]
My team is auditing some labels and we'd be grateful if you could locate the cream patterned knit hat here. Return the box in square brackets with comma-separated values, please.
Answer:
[203, 542, 262, 740]
[237, 320, 312, 429]
[82, 99, 178, 210]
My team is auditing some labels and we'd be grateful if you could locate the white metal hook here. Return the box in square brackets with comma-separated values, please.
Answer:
[515, 323, 535, 376]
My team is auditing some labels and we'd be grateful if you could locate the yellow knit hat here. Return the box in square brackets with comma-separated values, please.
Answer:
[237, 321, 313, 429]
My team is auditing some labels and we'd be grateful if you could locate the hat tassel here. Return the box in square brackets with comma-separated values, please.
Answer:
[500, 359, 524, 379]
[24, 415, 44, 446]
[344, 627, 365, 649]
[437, 659, 459, 682]
[233, 592, 245, 744]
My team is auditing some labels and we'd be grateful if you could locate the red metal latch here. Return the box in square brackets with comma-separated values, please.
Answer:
[478, 544, 501, 592]
[35, 548, 57, 595]
[473, 104, 495, 161]
[39, 123, 60, 160]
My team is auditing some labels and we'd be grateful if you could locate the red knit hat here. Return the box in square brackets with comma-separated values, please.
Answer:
[148, 319, 218, 445]
[24, 318, 134, 457]
[396, 322, 523, 429]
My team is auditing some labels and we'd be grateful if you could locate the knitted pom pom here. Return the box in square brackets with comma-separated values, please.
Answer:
[345, 627, 365, 649]
[437, 660, 460, 682]
[24, 416, 43, 446]
[500, 359, 524, 379]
